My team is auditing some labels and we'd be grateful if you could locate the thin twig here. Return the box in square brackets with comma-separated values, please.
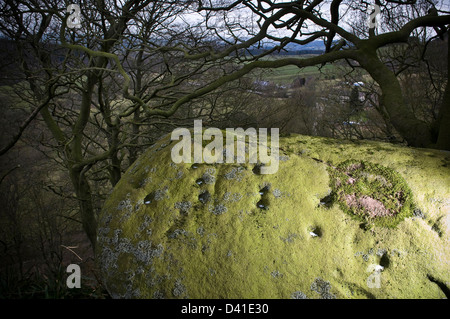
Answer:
[0, 165, 21, 185]
[61, 245, 83, 261]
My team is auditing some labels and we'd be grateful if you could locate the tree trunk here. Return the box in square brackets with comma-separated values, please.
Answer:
[128, 45, 144, 167]
[69, 75, 98, 248]
[70, 168, 98, 247]
[360, 50, 433, 148]
[107, 123, 122, 186]
[435, 82, 450, 150]
[435, 36, 450, 151]
[128, 108, 140, 167]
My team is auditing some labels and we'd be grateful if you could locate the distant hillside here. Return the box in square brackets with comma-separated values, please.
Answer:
[247, 40, 325, 55]
[284, 40, 326, 51]
[246, 40, 326, 56]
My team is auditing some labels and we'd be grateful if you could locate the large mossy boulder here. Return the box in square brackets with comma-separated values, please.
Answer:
[96, 133, 450, 299]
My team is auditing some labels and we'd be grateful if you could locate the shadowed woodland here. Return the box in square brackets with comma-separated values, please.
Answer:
[0, 0, 448, 298]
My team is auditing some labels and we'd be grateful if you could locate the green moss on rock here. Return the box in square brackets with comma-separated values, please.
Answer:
[96, 133, 450, 299]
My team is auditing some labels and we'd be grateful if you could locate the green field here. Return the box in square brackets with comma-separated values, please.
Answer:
[250, 55, 337, 84]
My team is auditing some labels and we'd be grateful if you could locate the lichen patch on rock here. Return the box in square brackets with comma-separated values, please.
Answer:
[327, 160, 415, 228]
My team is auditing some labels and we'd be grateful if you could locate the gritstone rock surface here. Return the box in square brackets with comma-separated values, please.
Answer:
[96, 133, 450, 299]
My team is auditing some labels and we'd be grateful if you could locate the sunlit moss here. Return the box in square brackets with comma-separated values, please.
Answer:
[96, 133, 450, 299]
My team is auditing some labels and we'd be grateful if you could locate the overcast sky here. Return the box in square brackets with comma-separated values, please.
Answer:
[174, 0, 450, 43]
